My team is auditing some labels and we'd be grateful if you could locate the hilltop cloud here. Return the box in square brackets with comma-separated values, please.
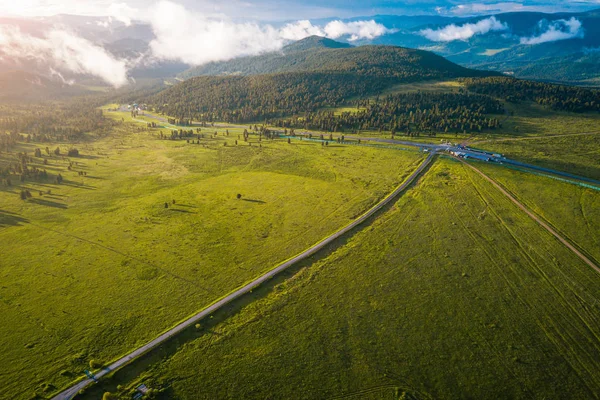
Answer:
[148, 1, 283, 66]
[420, 17, 508, 42]
[520, 17, 584, 45]
[0, 1, 397, 87]
[149, 2, 393, 64]
[0, 25, 130, 87]
[323, 20, 393, 41]
[279, 19, 393, 42]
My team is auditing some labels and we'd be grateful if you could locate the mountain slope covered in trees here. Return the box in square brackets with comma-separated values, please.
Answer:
[152, 44, 498, 123]
[179, 38, 492, 80]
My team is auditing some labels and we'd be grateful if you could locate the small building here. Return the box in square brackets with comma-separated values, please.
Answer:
[136, 384, 149, 394]
[466, 153, 491, 162]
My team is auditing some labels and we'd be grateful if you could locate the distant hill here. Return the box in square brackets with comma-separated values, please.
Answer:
[360, 8, 600, 85]
[0, 71, 91, 101]
[149, 44, 497, 123]
[282, 35, 352, 52]
[180, 38, 492, 80]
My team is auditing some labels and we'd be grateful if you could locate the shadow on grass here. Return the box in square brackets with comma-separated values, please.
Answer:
[170, 209, 196, 214]
[61, 180, 96, 190]
[0, 210, 29, 227]
[241, 198, 266, 204]
[74, 154, 102, 160]
[29, 198, 67, 209]
[70, 158, 437, 400]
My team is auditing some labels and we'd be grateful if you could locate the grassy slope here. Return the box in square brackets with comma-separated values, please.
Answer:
[0, 115, 423, 399]
[475, 134, 600, 180]
[303, 81, 600, 151]
[474, 161, 600, 263]
[78, 158, 600, 400]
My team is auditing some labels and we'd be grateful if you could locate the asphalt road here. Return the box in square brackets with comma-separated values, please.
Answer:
[51, 152, 436, 400]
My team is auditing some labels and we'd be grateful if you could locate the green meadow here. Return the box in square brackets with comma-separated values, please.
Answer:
[315, 81, 600, 150]
[474, 134, 600, 180]
[474, 161, 600, 263]
[77, 157, 600, 400]
[0, 116, 423, 399]
[2, 89, 600, 400]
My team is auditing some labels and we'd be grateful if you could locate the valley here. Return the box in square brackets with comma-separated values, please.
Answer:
[0, 13, 599, 399]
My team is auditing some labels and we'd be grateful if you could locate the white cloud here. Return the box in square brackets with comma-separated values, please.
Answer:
[108, 2, 139, 26]
[0, 25, 130, 87]
[279, 20, 325, 40]
[0, 1, 397, 85]
[147, 1, 284, 66]
[520, 17, 584, 45]
[420, 17, 508, 42]
[323, 20, 393, 41]
[147, 1, 393, 65]
[280, 19, 392, 42]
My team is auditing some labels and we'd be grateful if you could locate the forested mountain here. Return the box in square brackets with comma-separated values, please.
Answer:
[148, 45, 497, 123]
[149, 72, 391, 123]
[180, 39, 492, 79]
[282, 36, 352, 52]
[177, 9, 600, 85]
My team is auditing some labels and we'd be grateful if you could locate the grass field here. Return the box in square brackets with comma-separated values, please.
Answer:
[472, 134, 600, 180]
[473, 161, 600, 263]
[0, 116, 424, 399]
[3, 85, 600, 400]
[76, 158, 600, 400]
[306, 81, 600, 149]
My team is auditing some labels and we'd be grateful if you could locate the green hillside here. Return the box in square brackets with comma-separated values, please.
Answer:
[150, 45, 496, 123]
[179, 40, 493, 79]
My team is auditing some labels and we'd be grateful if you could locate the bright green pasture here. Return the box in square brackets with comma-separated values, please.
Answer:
[474, 161, 600, 263]
[472, 133, 600, 180]
[78, 158, 600, 400]
[0, 118, 423, 399]
[497, 101, 600, 138]
[313, 81, 600, 146]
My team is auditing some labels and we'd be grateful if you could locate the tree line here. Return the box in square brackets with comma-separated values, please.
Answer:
[461, 77, 600, 112]
[0, 101, 116, 145]
[147, 72, 395, 123]
[273, 92, 504, 135]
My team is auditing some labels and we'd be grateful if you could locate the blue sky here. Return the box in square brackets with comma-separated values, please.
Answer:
[2, 0, 600, 20]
